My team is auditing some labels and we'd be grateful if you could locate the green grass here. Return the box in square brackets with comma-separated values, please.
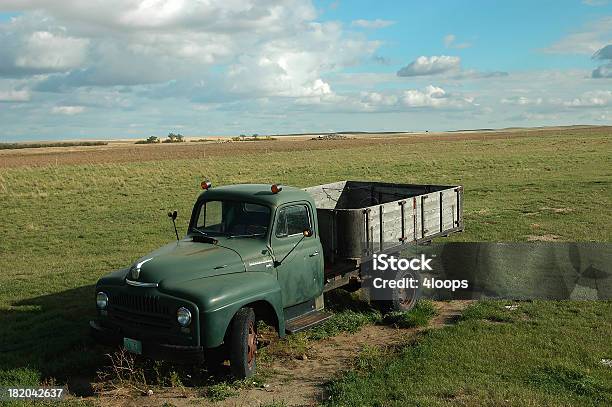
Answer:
[326, 300, 612, 406]
[0, 128, 610, 402]
[382, 300, 438, 328]
[204, 382, 238, 401]
[260, 290, 382, 361]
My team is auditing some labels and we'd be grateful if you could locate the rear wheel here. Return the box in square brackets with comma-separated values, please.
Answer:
[377, 269, 419, 313]
[390, 269, 419, 311]
[229, 307, 257, 379]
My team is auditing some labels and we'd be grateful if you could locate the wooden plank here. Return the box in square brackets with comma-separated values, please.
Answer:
[423, 200, 440, 211]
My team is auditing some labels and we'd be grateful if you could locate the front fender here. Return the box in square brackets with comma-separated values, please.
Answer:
[96, 268, 130, 286]
[159, 272, 284, 348]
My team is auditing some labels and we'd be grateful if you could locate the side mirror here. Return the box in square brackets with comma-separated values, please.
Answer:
[303, 228, 313, 237]
[167, 210, 179, 241]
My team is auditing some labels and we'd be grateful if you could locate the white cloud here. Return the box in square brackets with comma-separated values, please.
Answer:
[16, 31, 88, 70]
[397, 55, 461, 77]
[402, 85, 474, 108]
[592, 44, 612, 78]
[544, 16, 612, 54]
[0, 1, 379, 104]
[593, 44, 612, 60]
[351, 19, 395, 29]
[359, 91, 398, 109]
[52, 105, 85, 114]
[217, 21, 378, 100]
[510, 112, 560, 121]
[396, 56, 503, 80]
[450, 69, 508, 80]
[563, 90, 612, 107]
[0, 89, 30, 102]
[592, 64, 612, 78]
[443, 34, 455, 48]
[0, 2, 609, 140]
[501, 96, 543, 105]
[443, 34, 471, 49]
[594, 112, 612, 121]
[0, 1, 345, 89]
[0, 0, 318, 32]
[0, 16, 89, 76]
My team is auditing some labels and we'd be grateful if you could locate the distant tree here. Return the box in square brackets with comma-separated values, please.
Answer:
[163, 133, 185, 143]
[136, 135, 160, 144]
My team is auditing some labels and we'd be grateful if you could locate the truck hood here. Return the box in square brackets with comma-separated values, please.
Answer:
[130, 239, 248, 286]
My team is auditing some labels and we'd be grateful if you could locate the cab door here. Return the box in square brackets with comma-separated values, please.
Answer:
[272, 202, 323, 308]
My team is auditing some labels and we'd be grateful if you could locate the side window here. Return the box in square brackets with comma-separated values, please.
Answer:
[276, 205, 311, 238]
[197, 201, 222, 230]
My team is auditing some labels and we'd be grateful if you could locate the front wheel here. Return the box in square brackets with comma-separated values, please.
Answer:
[229, 307, 257, 379]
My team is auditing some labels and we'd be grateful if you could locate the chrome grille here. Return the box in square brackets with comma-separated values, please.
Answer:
[111, 293, 169, 314]
[109, 293, 174, 330]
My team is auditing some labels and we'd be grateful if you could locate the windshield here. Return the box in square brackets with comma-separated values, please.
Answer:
[193, 200, 271, 238]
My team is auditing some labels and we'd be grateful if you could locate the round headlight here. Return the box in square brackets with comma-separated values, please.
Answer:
[96, 292, 109, 309]
[177, 307, 192, 327]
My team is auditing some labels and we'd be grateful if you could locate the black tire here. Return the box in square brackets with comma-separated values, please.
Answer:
[389, 269, 419, 312]
[376, 269, 419, 313]
[229, 307, 257, 379]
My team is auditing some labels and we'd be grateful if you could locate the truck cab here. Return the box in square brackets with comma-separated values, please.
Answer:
[91, 184, 325, 378]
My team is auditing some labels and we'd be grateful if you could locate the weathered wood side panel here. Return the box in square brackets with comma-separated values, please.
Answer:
[305, 181, 463, 263]
[305, 181, 346, 209]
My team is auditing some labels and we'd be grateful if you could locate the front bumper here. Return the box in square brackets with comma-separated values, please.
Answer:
[90, 319, 205, 363]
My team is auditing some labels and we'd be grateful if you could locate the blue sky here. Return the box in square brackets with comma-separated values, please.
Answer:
[319, 0, 610, 69]
[0, 1, 610, 141]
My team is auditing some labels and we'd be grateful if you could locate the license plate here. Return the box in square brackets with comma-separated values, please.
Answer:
[123, 337, 142, 355]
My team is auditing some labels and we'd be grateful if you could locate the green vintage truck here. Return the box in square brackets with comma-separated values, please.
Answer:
[91, 180, 463, 378]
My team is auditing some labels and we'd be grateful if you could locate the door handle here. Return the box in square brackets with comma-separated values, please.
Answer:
[309, 251, 319, 257]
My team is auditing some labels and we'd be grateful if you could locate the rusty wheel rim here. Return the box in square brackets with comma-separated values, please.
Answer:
[247, 321, 257, 368]
[399, 288, 416, 309]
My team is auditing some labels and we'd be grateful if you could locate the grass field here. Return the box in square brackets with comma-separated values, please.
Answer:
[327, 300, 612, 406]
[0, 126, 610, 404]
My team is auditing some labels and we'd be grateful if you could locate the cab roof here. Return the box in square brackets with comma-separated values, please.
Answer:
[197, 184, 311, 207]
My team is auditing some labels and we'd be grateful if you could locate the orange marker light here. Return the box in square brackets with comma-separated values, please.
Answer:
[201, 180, 212, 190]
[271, 184, 282, 194]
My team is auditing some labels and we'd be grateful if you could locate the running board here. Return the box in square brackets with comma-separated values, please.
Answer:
[285, 310, 332, 334]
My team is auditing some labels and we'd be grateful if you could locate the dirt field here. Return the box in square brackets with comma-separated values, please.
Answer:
[92, 301, 471, 407]
[1, 126, 607, 168]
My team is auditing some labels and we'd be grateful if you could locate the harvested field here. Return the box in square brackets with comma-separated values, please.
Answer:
[1, 126, 608, 168]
